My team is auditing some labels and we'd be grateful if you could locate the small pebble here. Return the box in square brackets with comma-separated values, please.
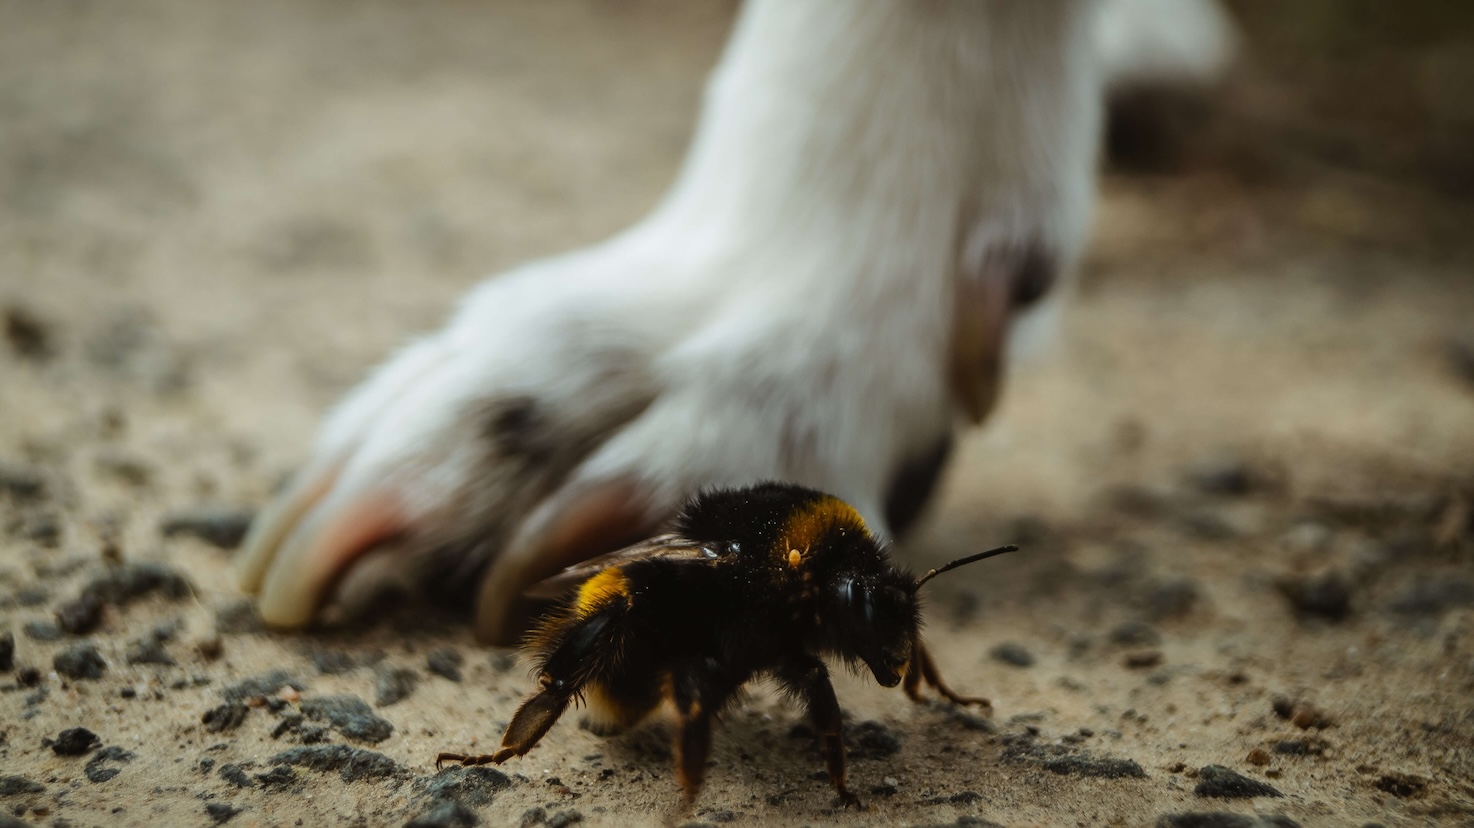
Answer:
[299, 695, 394, 743]
[1109, 621, 1162, 648]
[1124, 650, 1164, 669]
[406, 798, 479, 828]
[1246, 748, 1271, 766]
[126, 637, 176, 666]
[160, 506, 257, 550]
[2, 304, 53, 359]
[54, 643, 107, 679]
[54, 592, 104, 635]
[205, 802, 243, 825]
[1193, 765, 1283, 798]
[1277, 571, 1351, 621]
[547, 811, 583, 828]
[1374, 772, 1428, 798]
[0, 463, 46, 499]
[0, 631, 14, 671]
[375, 665, 419, 707]
[427, 648, 464, 682]
[990, 642, 1035, 668]
[49, 727, 101, 756]
[1186, 457, 1259, 496]
[196, 634, 224, 660]
[23, 619, 63, 641]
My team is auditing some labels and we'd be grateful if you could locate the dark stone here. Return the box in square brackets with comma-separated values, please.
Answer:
[376, 665, 419, 707]
[1156, 815, 1301, 828]
[16, 666, 41, 687]
[12, 586, 50, 607]
[300, 695, 394, 743]
[1144, 578, 1201, 620]
[990, 642, 1035, 668]
[77, 562, 192, 606]
[49, 727, 101, 756]
[0, 775, 44, 796]
[406, 799, 480, 828]
[55, 592, 104, 635]
[269, 745, 407, 783]
[253, 766, 299, 790]
[0, 815, 32, 828]
[214, 599, 265, 634]
[1042, 754, 1147, 779]
[546, 812, 582, 828]
[222, 670, 302, 703]
[413, 767, 510, 807]
[1186, 458, 1258, 496]
[3, 305, 53, 359]
[20, 511, 60, 546]
[1273, 739, 1326, 756]
[520, 807, 546, 827]
[311, 649, 357, 675]
[202, 703, 250, 733]
[0, 463, 46, 499]
[1108, 621, 1162, 648]
[427, 648, 464, 682]
[53, 644, 106, 680]
[160, 506, 256, 550]
[218, 764, 254, 788]
[1278, 571, 1352, 621]
[1124, 650, 1164, 669]
[1374, 772, 1428, 798]
[1388, 577, 1474, 617]
[84, 746, 134, 782]
[844, 720, 901, 760]
[0, 631, 13, 671]
[1193, 765, 1283, 798]
[23, 620, 61, 642]
[126, 637, 176, 666]
[205, 802, 243, 825]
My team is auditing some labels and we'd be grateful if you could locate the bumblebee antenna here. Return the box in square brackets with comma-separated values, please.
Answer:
[912, 545, 1019, 593]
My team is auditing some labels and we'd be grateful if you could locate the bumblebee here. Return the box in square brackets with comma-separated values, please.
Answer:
[436, 482, 1017, 806]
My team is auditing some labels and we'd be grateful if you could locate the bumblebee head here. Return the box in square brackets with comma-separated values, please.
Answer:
[831, 568, 919, 687]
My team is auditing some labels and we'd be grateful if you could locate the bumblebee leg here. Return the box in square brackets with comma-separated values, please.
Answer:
[436, 611, 623, 768]
[775, 656, 861, 809]
[669, 661, 742, 804]
[911, 640, 990, 708]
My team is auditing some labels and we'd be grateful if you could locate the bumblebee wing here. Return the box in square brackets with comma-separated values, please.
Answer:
[523, 534, 724, 600]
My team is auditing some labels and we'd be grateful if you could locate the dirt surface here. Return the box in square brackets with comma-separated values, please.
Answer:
[3, 2, 1473, 827]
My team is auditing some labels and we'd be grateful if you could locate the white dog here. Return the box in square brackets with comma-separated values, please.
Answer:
[238, 0, 1236, 644]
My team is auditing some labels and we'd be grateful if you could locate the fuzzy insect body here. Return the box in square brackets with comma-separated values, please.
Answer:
[436, 482, 1015, 806]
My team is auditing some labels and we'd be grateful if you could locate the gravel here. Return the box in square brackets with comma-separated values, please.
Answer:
[53, 643, 107, 679]
[49, 727, 101, 756]
[84, 746, 135, 782]
[427, 648, 464, 682]
[160, 506, 257, 549]
[300, 695, 395, 743]
[205, 802, 243, 825]
[990, 642, 1035, 667]
[269, 745, 407, 783]
[375, 665, 420, 707]
[1192, 765, 1283, 798]
[0, 631, 13, 671]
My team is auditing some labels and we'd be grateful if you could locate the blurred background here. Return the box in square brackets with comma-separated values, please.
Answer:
[1, 2, 1472, 825]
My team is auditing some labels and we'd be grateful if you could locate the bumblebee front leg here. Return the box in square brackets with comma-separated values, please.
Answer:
[902, 639, 989, 708]
[775, 656, 861, 808]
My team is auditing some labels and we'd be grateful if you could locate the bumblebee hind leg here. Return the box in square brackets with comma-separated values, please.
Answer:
[903, 639, 989, 708]
[437, 609, 626, 769]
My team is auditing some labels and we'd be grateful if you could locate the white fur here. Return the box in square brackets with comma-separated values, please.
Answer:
[238, 0, 1234, 642]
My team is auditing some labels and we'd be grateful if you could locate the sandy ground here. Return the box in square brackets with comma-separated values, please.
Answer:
[3, 2, 1474, 827]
